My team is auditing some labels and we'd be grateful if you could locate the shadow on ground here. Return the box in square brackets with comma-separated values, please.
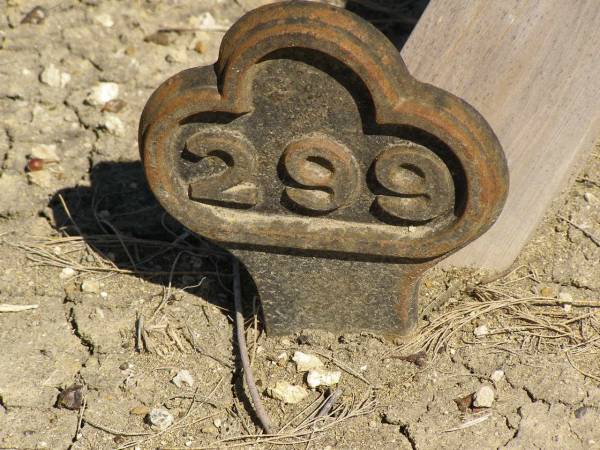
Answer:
[49, 160, 266, 427]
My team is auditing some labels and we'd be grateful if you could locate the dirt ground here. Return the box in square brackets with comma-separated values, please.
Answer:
[1, 1, 599, 449]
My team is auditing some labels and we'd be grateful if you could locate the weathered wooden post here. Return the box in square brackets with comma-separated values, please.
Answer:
[139, 1, 508, 335]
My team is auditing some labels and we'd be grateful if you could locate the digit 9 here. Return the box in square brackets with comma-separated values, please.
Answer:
[281, 134, 361, 213]
[372, 144, 455, 222]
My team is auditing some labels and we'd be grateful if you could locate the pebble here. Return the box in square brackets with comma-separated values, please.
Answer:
[21, 6, 47, 24]
[189, 12, 217, 29]
[193, 40, 206, 54]
[87, 82, 120, 106]
[559, 291, 574, 303]
[103, 114, 125, 136]
[473, 385, 495, 408]
[94, 13, 114, 28]
[147, 408, 174, 430]
[306, 368, 341, 388]
[201, 424, 219, 434]
[491, 369, 505, 383]
[81, 279, 101, 294]
[275, 351, 288, 367]
[539, 286, 554, 297]
[172, 369, 194, 388]
[100, 291, 108, 299]
[101, 99, 126, 113]
[59, 267, 76, 280]
[56, 385, 83, 410]
[292, 351, 323, 372]
[454, 393, 474, 412]
[130, 405, 149, 416]
[27, 158, 45, 172]
[575, 406, 593, 419]
[473, 325, 489, 337]
[584, 192, 597, 204]
[31, 144, 60, 162]
[267, 381, 308, 404]
[40, 64, 71, 88]
[144, 31, 174, 46]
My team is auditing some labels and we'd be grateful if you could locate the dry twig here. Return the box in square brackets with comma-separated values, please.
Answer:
[232, 258, 274, 434]
[0, 304, 38, 312]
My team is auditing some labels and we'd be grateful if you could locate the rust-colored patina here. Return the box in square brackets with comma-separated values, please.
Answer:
[139, 1, 509, 335]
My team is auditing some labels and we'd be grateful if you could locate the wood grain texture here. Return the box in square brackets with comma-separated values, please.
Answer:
[401, 0, 600, 272]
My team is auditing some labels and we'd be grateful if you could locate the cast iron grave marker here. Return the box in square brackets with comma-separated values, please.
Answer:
[139, 1, 509, 336]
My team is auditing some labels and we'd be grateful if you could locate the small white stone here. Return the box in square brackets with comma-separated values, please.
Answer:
[81, 279, 101, 294]
[306, 368, 341, 388]
[359, 365, 368, 372]
[100, 292, 108, 299]
[275, 351, 288, 366]
[95, 13, 114, 27]
[59, 267, 76, 280]
[473, 385, 495, 408]
[38, 66, 70, 88]
[40, 64, 64, 88]
[31, 144, 60, 162]
[148, 408, 174, 430]
[172, 369, 194, 388]
[292, 351, 323, 372]
[103, 114, 124, 136]
[87, 82, 119, 106]
[583, 192, 597, 204]
[563, 303, 572, 313]
[213, 418, 222, 428]
[491, 369, 504, 383]
[60, 72, 71, 88]
[474, 325, 489, 337]
[559, 291, 573, 303]
[188, 12, 216, 29]
[267, 381, 308, 404]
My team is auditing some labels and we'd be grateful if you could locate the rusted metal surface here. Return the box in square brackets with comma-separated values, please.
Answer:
[139, 1, 509, 336]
